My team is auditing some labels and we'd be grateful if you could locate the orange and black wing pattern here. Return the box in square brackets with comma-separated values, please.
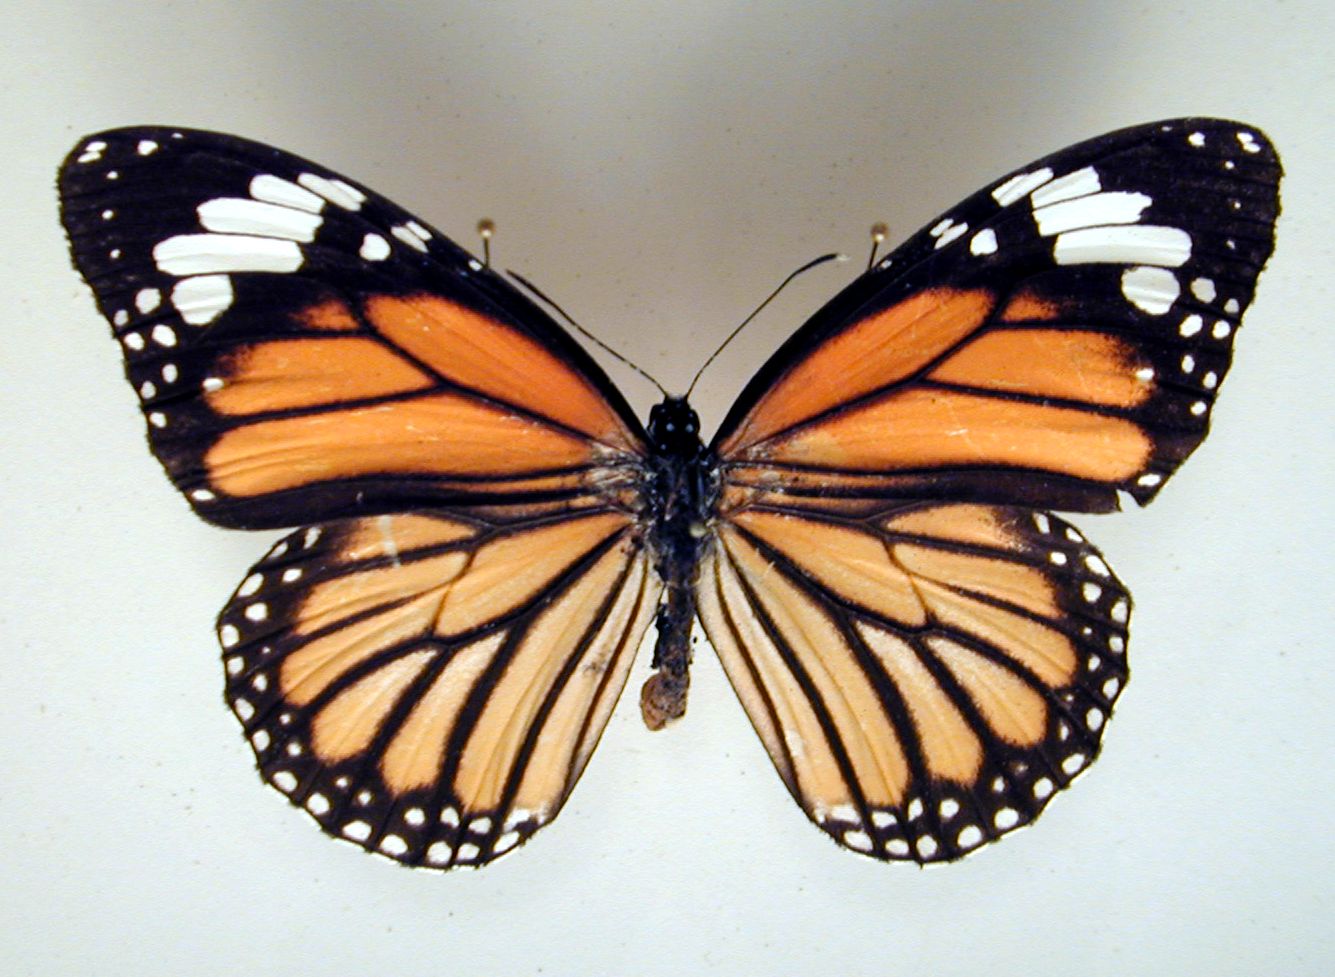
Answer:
[716, 119, 1281, 514]
[59, 127, 645, 531]
[698, 500, 1128, 861]
[217, 509, 658, 868]
[703, 119, 1279, 862]
[60, 127, 653, 867]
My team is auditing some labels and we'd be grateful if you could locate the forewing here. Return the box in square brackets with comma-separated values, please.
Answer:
[217, 508, 659, 868]
[696, 501, 1127, 862]
[715, 119, 1280, 513]
[60, 128, 645, 529]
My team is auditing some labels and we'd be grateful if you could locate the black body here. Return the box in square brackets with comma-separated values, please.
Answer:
[640, 397, 716, 728]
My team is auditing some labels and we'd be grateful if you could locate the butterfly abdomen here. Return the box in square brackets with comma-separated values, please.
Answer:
[640, 397, 717, 729]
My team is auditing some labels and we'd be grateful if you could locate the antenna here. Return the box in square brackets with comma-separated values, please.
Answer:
[684, 252, 845, 399]
[866, 222, 889, 271]
[476, 219, 495, 267]
[508, 270, 669, 398]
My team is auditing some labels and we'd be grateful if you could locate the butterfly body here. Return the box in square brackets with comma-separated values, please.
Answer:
[60, 119, 1279, 869]
[640, 397, 715, 729]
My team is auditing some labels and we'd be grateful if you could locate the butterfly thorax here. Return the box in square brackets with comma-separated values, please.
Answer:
[640, 397, 717, 730]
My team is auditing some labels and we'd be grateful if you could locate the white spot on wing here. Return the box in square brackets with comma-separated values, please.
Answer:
[991, 166, 1054, 206]
[1033, 191, 1151, 236]
[297, 172, 365, 210]
[135, 288, 161, 314]
[930, 219, 968, 249]
[154, 234, 303, 275]
[969, 228, 997, 255]
[1030, 166, 1101, 207]
[360, 233, 391, 261]
[249, 174, 325, 213]
[198, 198, 323, 242]
[172, 275, 234, 325]
[426, 842, 452, 865]
[1054, 226, 1191, 267]
[137, 139, 159, 156]
[1120, 266, 1180, 315]
[77, 140, 107, 163]
[342, 820, 371, 842]
[392, 225, 429, 253]
[843, 830, 873, 852]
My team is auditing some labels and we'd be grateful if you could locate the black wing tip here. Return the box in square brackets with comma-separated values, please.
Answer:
[1108, 116, 1279, 158]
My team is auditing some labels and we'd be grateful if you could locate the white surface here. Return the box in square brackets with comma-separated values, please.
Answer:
[3, 2, 1331, 974]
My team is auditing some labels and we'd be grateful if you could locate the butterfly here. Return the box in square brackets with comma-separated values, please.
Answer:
[59, 119, 1280, 869]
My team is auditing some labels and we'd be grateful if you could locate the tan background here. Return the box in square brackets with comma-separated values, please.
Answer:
[3, 2, 1330, 974]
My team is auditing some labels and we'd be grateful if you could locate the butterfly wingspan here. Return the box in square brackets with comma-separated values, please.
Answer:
[714, 119, 1280, 513]
[60, 127, 645, 530]
[696, 499, 1128, 862]
[217, 507, 659, 868]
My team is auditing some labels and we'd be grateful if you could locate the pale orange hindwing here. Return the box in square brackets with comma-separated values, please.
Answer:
[695, 499, 1129, 863]
[217, 508, 660, 869]
[203, 293, 642, 500]
[719, 286, 1162, 489]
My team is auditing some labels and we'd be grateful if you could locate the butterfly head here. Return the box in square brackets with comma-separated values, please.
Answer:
[647, 396, 702, 456]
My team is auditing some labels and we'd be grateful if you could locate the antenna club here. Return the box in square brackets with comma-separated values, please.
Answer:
[477, 219, 495, 238]
[870, 222, 889, 243]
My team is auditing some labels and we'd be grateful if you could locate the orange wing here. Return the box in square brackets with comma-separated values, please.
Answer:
[697, 498, 1127, 862]
[59, 127, 645, 530]
[700, 119, 1279, 862]
[61, 128, 657, 869]
[714, 119, 1281, 514]
[218, 508, 659, 868]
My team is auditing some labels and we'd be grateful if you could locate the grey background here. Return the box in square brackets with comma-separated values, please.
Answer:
[3, 2, 1331, 974]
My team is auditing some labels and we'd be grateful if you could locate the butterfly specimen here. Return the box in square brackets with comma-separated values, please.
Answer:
[59, 119, 1279, 869]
